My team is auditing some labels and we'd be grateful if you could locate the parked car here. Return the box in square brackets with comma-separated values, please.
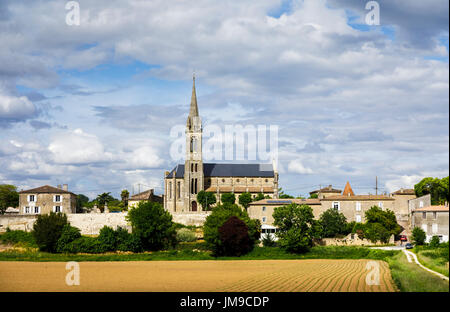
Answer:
[399, 235, 408, 242]
[405, 243, 413, 249]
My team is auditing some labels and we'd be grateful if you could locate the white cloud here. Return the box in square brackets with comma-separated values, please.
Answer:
[0, 92, 36, 121]
[288, 159, 313, 174]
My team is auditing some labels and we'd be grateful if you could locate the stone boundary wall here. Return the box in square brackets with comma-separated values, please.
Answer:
[0, 212, 210, 235]
[318, 233, 395, 246]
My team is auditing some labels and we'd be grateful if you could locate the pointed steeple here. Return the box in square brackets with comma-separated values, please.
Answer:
[189, 73, 199, 117]
[342, 181, 355, 196]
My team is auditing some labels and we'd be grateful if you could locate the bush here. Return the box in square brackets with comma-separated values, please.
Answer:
[319, 208, 349, 238]
[0, 228, 37, 247]
[221, 193, 236, 205]
[203, 203, 260, 256]
[126, 201, 177, 251]
[429, 235, 441, 248]
[98, 226, 117, 251]
[261, 233, 276, 247]
[217, 216, 252, 256]
[56, 225, 81, 252]
[273, 203, 321, 254]
[176, 228, 197, 242]
[412, 227, 427, 245]
[63, 236, 108, 254]
[33, 212, 69, 252]
[364, 223, 391, 243]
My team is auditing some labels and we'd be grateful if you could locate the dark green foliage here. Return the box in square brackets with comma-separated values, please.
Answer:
[33, 212, 69, 252]
[60, 236, 108, 254]
[238, 192, 253, 210]
[76, 194, 89, 213]
[126, 201, 177, 251]
[0, 184, 19, 214]
[309, 193, 319, 199]
[364, 222, 391, 243]
[196, 191, 216, 210]
[56, 224, 81, 252]
[98, 226, 117, 251]
[414, 176, 449, 205]
[273, 203, 322, 253]
[412, 227, 426, 245]
[220, 193, 236, 204]
[261, 233, 276, 247]
[0, 229, 36, 247]
[363, 206, 402, 243]
[217, 216, 251, 256]
[203, 203, 260, 256]
[253, 193, 265, 201]
[176, 228, 197, 242]
[319, 208, 349, 238]
[429, 235, 441, 248]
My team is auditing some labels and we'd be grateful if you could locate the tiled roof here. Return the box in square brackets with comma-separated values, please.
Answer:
[413, 205, 449, 212]
[321, 195, 394, 201]
[166, 163, 274, 178]
[129, 190, 153, 201]
[310, 185, 342, 194]
[342, 181, 355, 196]
[250, 198, 321, 205]
[392, 188, 415, 195]
[19, 185, 75, 195]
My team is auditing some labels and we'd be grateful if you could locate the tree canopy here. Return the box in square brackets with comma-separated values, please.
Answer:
[197, 191, 217, 211]
[0, 184, 19, 214]
[414, 176, 449, 205]
[319, 208, 348, 238]
[238, 192, 253, 210]
[220, 193, 236, 205]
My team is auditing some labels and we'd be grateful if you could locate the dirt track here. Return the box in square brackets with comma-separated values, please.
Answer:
[0, 259, 396, 292]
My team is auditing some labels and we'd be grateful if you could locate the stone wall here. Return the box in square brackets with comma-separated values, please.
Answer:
[318, 233, 395, 246]
[0, 211, 210, 235]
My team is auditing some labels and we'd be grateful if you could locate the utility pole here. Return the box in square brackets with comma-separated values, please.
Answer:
[375, 176, 378, 195]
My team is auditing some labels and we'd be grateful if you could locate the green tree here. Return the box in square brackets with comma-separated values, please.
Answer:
[95, 192, 116, 211]
[411, 227, 426, 245]
[33, 212, 69, 252]
[365, 206, 402, 237]
[76, 194, 89, 213]
[126, 201, 177, 251]
[254, 193, 265, 201]
[273, 203, 322, 253]
[309, 193, 319, 199]
[121, 189, 130, 208]
[429, 235, 441, 248]
[319, 208, 349, 238]
[197, 191, 216, 211]
[238, 192, 253, 210]
[221, 193, 236, 205]
[414, 176, 449, 205]
[203, 203, 260, 256]
[0, 184, 19, 214]
[278, 188, 294, 199]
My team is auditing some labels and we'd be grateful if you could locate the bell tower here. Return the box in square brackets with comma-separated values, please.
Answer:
[184, 74, 203, 211]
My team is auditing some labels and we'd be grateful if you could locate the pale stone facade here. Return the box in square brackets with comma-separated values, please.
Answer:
[18, 185, 77, 215]
[164, 77, 278, 214]
[411, 205, 449, 242]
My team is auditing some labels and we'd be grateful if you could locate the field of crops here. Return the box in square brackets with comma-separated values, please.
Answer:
[0, 259, 396, 292]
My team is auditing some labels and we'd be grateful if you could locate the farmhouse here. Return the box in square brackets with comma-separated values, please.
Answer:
[18, 184, 77, 215]
[411, 204, 449, 243]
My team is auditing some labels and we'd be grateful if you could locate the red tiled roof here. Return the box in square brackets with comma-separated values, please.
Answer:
[321, 195, 394, 201]
[19, 185, 75, 195]
[392, 188, 415, 195]
[250, 198, 321, 205]
[342, 181, 355, 196]
[414, 205, 449, 212]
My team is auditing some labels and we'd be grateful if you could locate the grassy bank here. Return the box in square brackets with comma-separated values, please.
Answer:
[387, 251, 449, 292]
[414, 245, 449, 277]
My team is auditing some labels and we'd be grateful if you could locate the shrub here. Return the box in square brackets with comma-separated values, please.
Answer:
[429, 235, 441, 248]
[56, 225, 81, 253]
[217, 216, 251, 256]
[176, 228, 197, 242]
[364, 223, 391, 243]
[220, 193, 236, 205]
[126, 201, 177, 251]
[98, 226, 117, 251]
[203, 203, 260, 256]
[412, 227, 427, 245]
[273, 203, 321, 253]
[261, 233, 276, 247]
[319, 208, 349, 238]
[238, 192, 253, 210]
[64, 236, 108, 254]
[33, 212, 69, 252]
[0, 228, 37, 247]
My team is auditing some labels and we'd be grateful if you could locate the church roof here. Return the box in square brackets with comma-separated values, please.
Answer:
[342, 181, 355, 196]
[166, 163, 275, 178]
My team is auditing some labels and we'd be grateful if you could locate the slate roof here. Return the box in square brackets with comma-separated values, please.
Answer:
[19, 185, 75, 195]
[166, 163, 274, 178]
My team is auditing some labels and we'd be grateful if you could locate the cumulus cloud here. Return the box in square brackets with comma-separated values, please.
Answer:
[288, 159, 314, 174]
[0, 92, 36, 127]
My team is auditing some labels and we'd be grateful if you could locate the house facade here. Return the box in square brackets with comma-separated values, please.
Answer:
[164, 76, 279, 213]
[128, 189, 163, 208]
[411, 205, 449, 243]
[18, 185, 77, 215]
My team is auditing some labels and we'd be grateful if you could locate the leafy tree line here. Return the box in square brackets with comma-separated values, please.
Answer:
[196, 191, 269, 211]
[414, 176, 449, 205]
[0, 184, 19, 214]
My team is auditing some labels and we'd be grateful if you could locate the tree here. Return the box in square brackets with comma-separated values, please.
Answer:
[126, 201, 177, 251]
[238, 192, 253, 210]
[0, 184, 19, 214]
[121, 189, 130, 208]
[95, 192, 116, 212]
[221, 193, 236, 205]
[273, 203, 322, 253]
[203, 203, 260, 256]
[76, 194, 89, 213]
[411, 227, 426, 245]
[309, 193, 319, 199]
[414, 176, 449, 205]
[429, 235, 441, 248]
[33, 212, 69, 252]
[319, 208, 349, 238]
[365, 206, 402, 237]
[253, 193, 265, 201]
[197, 191, 216, 211]
[278, 188, 295, 199]
[218, 216, 252, 256]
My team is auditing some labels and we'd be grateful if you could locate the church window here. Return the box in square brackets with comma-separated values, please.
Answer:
[177, 182, 181, 198]
[191, 164, 194, 172]
[222, 179, 225, 183]
[169, 182, 172, 199]
[265, 179, 268, 182]
[191, 179, 194, 194]
[195, 164, 198, 172]
[195, 179, 198, 194]
[236, 179, 240, 182]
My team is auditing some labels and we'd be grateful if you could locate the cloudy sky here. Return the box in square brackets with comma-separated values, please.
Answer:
[0, 0, 448, 200]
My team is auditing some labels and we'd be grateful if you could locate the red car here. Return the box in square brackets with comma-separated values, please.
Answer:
[399, 235, 408, 241]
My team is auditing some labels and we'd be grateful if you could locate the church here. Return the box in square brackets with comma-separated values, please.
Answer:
[164, 76, 279, 213]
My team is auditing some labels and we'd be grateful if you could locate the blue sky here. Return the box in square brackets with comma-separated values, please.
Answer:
[0, 0, 448, 200]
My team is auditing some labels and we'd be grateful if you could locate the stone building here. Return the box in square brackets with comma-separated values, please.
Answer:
[128, 189, 163, 208]
[164, 76, 279, 213]
[309, 185, 342, 199]
[411, 205, 449, 242]
[18, 184, 77, 215]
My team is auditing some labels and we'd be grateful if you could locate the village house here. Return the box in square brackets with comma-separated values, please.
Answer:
[18, 184, 77, 215]
[164, 76, 279, 213]
[411, 204, 449, 243]
[128, 189, 163, 209]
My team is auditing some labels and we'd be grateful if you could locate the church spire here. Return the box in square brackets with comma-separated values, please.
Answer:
[189, 73, 199, 117]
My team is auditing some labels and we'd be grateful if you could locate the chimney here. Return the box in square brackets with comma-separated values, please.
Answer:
[57, 184, 62, 189]
[63, 184, 68, 191]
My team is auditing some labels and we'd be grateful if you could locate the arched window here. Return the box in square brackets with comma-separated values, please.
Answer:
[177, 182, 181, 198]
[195, 179, 198, 194]
[195, 163, 198, 172]
[191, 163, 194, 172]
[169, 182, 172, 199]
